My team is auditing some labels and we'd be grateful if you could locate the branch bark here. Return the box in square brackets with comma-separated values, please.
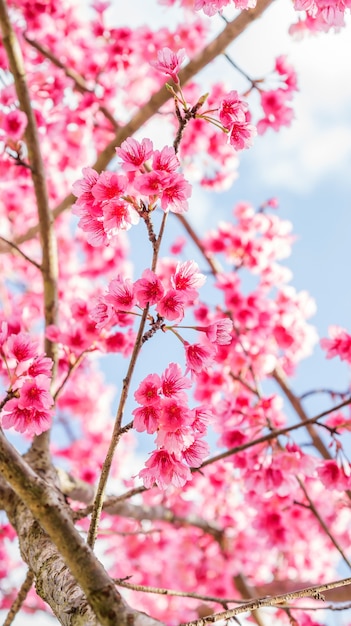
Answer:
[0, 0, 58, 368]
[0, 429, 151, 626]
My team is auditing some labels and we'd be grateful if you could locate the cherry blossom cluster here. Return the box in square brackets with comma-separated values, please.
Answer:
[293, 0, 350, 30]
[321, 325, 351, 364]
[217, 90, 257, 150]
[91, 260, 200, 326]
[160, 0, 257, 14]
[159, 0, 350, 31]
[72, 140, 192, 246]
[0, 323, 54, 435]
[257, 56, 298, 134]
[134, 363, 210, 489]
[151, 48, 255, 149]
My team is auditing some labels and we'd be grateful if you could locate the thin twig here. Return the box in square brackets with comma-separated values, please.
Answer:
[199, 396, 351, 470]
[300, 387, 350, 400]
[3, 569, 35, 626]
[115, 578, 247, 605]
[298, 479, 351, 570]
[180, 577, 351, 626]
[87, 210, 169, 548]
[0, 236, 42, 270]
[53, 349, 92, 402]
[86, 303, 150, 548]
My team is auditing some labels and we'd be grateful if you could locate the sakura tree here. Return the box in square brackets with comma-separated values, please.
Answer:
[0, 0, 351, 625]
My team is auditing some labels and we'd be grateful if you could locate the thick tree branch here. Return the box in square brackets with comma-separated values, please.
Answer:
[0, 0, 59, 469]
[0, 0, 58, 369]
[0, 428, 147, 626]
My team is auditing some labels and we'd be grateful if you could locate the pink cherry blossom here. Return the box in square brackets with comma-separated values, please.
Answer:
[134, 373, 162, 405]
[139, 449, 191, 489]
[182, 437, 209, 467]
[161, 362, 192, 397]
[200, 318, 233, 345]
[134, 269, 165, 307]
[228, 121, 257, 150]
[150, 47, 186, 84]
[171, 260, 206, 299]
[116, 137, 153, 172]
[1, 399, 52, 435]
[317, 460, 350, 491]
[17, 375, 54, 411]
[132, 404, 161, 434]
[152, 146, 180, 173]
[92, 171, 128, 203]
[105, 276, 136, 311]
[72, 167, 100, 215]
[103, 200, 140, 233]
[159, 173, 192, 214]
[1, 109, 27, 140]
[156, 289, 186, 321]
[6, 332, 38, 363]
[320, 326, 351, 363]
[218, 90, 248, 127]
[184, 342, 217, 375]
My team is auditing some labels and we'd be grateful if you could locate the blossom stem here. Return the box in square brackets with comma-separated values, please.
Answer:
[88, 208, 170, 549]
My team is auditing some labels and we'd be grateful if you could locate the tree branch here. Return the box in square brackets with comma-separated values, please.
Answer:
[3, 569, 34, 626]
[180, 577, 351, 626]
[0, 428, 141, 626]
[23, 34, 119, 130]
[298, 479, 351, 570]
[0, 0, 58, 370]
[272, 366, 332, 458]
[0, 235, 42, 269]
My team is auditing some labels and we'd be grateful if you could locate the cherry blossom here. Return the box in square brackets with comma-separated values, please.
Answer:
[150, 47, 186, 84]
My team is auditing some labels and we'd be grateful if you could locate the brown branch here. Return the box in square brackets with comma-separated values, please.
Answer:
[3, 569, 34, 626]
[5, 0, 275, 249]
[180, 577, 351, 626]
[199, 396, 351, 470]
[0, 0, 59, 469]
[298, 479, 351, 570]
[272, 366, 332, 459]
[175, 214, 222, 275]
[0, 0, 58, 369]
[115, 578, 245, 606]
[115, 579, 351, 612]
[87, 304, 151, 548]
[0, 235, 42, 269]
[0, 428, 131, 626]
[23, 34, 119, 130]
